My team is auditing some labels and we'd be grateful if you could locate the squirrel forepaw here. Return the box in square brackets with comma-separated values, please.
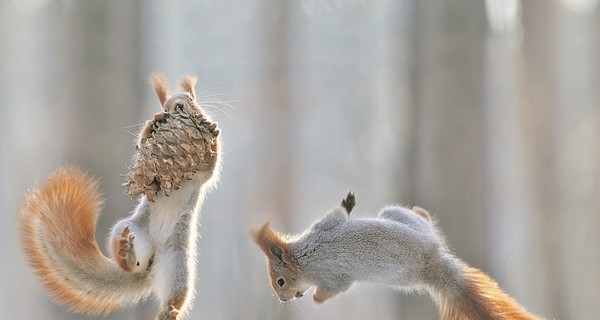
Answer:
[207, 120, 220, 138]
[313, 292, 326, 304]
[200, 118, 220, 170]
[203, 119, 220, 155]
[139, 112, 168, 145]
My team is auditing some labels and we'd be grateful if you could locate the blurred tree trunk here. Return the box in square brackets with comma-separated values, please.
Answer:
[0, 1, 62, 318]
[483, 0, 551, 316]
[1, 1, 143, 319]
[256, 0, 293, 231]
[407, 1, 487, 318]
[519, 2, 564, 318]
[246, 3, 295, 320]
[553, 3, 600, 319]
[61, 2, 145, 319]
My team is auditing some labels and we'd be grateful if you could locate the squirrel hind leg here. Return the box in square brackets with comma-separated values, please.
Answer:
[379, 206, 432, 231]
[411, 206, 432, 221]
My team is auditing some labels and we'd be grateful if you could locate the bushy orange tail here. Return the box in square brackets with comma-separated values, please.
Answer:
[439, 265, 540, 320]
[20, 167, 150, 315]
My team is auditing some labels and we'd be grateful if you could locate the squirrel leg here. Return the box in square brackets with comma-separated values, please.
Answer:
[410, 206, 432, 221]
[139, 112, 167, 144]
[313, 281, 351, 304]
[313, 287, 340, 304]
[154, 231, 194, 320]
[154, 247, 190, 320]
[378, 206, 431, 232]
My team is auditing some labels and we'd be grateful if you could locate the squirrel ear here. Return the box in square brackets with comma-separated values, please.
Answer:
[341, 191, 356, 215]
[150, 73, 169, 108]
[180, 75, 197, 100]
[268, 245, 284, 261]
[250, 221, 296, 269]
[250, 221, 279, 258]
[269, 245, 296, 270]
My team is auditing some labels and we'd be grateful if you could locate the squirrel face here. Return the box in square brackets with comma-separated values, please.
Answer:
[251, 221, 309, 302]
[267, 255, 309, 302]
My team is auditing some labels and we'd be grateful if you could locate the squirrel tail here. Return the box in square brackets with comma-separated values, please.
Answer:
[19, 167, 151, 315]
[436, 263, 540, 320]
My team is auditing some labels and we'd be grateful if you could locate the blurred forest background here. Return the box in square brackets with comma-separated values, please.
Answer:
[1, 0, 599, 319]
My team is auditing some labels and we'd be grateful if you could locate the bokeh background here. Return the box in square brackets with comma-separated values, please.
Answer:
[1, 0, 599, 319]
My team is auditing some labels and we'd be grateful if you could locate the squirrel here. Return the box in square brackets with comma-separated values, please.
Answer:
[19, 74, 221, 320]
[251, 192, 541, 320]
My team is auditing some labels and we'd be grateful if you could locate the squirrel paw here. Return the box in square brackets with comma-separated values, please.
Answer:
[205, 119, 220, 156]
[156, 305, 180, 320]
[206, 119, 220, 138]
[115, 226, 137, 272]
[313, 293, 325, 304]
[139, 112, 168, 144]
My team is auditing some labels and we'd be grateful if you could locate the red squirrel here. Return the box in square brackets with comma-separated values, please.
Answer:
[20, 74, 221, 320]
[252, 192, 542, 320]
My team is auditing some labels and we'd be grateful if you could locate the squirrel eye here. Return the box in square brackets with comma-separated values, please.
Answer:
[175, 103, 183, 110]
[277, 278, 285, 287]
[136, 261, 140, 266]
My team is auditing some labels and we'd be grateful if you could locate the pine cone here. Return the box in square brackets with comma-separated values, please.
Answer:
[123, 107, 218, 201]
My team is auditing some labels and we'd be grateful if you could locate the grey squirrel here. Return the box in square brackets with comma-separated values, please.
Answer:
[251, 192, 541, 320]
[19, 74, 221, 320]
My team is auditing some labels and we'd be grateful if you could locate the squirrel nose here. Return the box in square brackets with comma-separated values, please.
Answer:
[295, 291, 304, 298]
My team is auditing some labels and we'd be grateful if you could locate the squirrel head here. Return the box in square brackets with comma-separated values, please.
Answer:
[250, 221, 309, 302]
[151, 73, 201, 114]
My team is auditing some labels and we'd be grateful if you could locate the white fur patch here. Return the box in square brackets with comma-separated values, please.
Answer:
[149, 181, 196, 244]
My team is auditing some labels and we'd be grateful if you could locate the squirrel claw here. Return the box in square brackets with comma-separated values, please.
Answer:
[138, 112, 167, 144]
[152, 112, 166, 122]
[207, 121, 220, 137]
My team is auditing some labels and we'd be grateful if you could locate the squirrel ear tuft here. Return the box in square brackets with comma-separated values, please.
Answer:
[250, 221, 271, 244]
[341, 191, 356, 215]
[180, 75, 198, 100]
[150, 73, 169, 109]
[250, 221, 278, 258]
[250, 221, 296, 268]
